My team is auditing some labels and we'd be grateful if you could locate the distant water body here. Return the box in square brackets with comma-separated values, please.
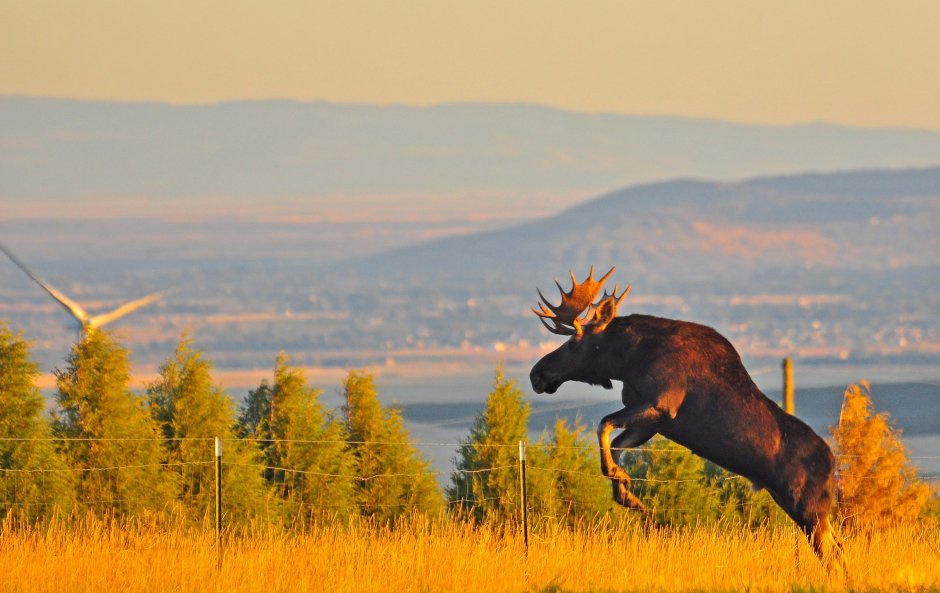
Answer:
[38, 362, 940, 479]
[323, 364, 940, 479]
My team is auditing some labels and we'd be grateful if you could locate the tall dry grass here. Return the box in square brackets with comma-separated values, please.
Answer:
[1, 515, 938, 593]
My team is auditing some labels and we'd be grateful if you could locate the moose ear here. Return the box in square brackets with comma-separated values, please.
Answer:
[590, 283, 630, 333]
[591, 298, 618, 333]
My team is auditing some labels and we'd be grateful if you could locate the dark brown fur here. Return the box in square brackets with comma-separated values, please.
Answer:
[531, 313, 844, 567]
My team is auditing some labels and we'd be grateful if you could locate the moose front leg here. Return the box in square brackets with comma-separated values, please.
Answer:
[598, 406, 662, 510]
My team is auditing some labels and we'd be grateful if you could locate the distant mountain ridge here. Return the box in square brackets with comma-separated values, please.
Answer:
[3, 97, 940, 219]
[346, 166, 940, 290]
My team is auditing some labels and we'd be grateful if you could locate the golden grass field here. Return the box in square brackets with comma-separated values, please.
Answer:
[1, 516, 939, 593]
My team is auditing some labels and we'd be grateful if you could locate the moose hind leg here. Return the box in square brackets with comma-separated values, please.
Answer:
[799, 462, 845, 574]
[809, 516, 847, 576]
[597, 406, 661, 510]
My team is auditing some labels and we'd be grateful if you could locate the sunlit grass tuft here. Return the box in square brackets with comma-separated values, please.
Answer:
[1, 514, 938, 592]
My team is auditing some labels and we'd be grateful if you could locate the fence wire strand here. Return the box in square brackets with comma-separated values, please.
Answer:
[1, 436, 937, 518]
[3, 436, 937, 461]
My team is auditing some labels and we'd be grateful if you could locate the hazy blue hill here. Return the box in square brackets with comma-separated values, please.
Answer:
[3, 97, 940, 207]
[566, 168, 940, 224]
[748, 166, 940, 200]
[345, 167, 940, 290]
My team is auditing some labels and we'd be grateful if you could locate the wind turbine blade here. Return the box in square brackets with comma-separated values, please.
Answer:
[90, 289, 170, 328]
[0, 242, 90, 325]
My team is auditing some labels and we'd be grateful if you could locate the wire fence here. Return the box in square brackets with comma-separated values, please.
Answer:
[2, 436, 938, 519]
[2, 435, 940, 458]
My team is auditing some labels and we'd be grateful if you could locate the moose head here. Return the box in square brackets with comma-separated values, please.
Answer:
[529, 266, 630, 394]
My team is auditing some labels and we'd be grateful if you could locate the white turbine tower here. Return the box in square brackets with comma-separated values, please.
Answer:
[0, 243, 170, 334]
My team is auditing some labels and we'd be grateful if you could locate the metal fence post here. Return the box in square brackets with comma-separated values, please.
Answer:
[519, 440, 528, 552]
[782, 357, 795, 414]
[215, 436, 223, 569]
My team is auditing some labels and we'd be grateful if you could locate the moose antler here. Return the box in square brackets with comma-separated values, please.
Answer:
[533, 266, 618, 336]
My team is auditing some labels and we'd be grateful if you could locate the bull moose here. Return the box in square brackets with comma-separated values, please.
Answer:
[530, 267, 844, 567]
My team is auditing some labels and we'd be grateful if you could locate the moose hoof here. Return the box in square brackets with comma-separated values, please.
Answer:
[613, 480, 646, 511]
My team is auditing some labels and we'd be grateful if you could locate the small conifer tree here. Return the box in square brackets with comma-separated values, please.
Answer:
[528, 417, 613, 525]
[53, 330, 175, 517]
[830, 381, 930, 529]
[236, 354, 357, 524]
[344, 370, 442, 522]
[147, 337, 267, 524]
[0, 324, 74, 519]
[449, 367, 529, 523]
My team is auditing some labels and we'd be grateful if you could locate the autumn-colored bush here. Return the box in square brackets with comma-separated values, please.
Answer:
[829, 381, 930, 530]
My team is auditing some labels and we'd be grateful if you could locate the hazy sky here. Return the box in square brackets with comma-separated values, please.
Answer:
[2, 1, 939, 129]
